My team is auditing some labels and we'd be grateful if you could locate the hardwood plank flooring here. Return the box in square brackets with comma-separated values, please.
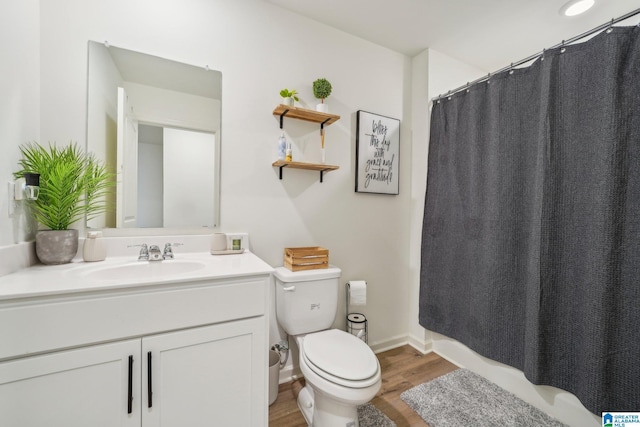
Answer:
[268, 345, 458, 426]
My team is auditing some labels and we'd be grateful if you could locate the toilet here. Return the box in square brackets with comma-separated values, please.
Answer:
[274, 266, 381, 427]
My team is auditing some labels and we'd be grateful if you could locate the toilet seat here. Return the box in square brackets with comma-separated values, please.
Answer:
[302, 329, 380, 388]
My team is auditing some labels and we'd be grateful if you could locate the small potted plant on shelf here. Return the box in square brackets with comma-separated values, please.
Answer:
[14, 142, 114, 265]
[280, 88, 299, 106]
[312, 78, 332, 113]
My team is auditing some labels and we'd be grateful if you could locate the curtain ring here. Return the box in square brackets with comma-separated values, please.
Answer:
[560, 41, 566, 54]
[606, 19, 614, 33]
[509, 63, 514, 75]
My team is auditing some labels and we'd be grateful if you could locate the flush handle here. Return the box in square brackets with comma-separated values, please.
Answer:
[282, 286, 296, 292]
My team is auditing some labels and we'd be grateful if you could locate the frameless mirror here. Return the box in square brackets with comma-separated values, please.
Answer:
[86, 41, 221, 230]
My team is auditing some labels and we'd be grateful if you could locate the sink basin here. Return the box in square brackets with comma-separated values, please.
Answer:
[79, 259, 207, 281]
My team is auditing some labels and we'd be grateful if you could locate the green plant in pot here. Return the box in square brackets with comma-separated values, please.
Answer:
[280, 88, 299, 106]
[15, 142, 114, 265]
[312, 78, 332, 113]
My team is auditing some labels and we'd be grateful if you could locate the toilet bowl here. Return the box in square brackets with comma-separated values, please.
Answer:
[274, 266, 382, 427]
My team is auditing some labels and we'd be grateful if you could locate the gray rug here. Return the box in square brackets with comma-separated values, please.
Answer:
[400, 369, 567, 427]
[358, 402, 396, 427]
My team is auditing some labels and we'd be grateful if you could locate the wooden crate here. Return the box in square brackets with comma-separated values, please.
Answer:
[284, 247, 329, 271]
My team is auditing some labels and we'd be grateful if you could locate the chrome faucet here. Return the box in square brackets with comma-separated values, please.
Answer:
[148, 245, 163, 261]
[129, 242, 182, 261]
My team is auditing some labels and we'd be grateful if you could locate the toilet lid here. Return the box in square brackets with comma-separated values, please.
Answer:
[303, 329, 378, 382]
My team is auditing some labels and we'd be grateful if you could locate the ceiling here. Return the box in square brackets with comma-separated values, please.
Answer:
[264, 0, 640, 72]
[104, 42, 222, 99]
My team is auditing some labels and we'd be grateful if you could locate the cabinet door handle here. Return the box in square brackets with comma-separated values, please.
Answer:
[127, 355, 134, 414]
[147, 351, 153, 408]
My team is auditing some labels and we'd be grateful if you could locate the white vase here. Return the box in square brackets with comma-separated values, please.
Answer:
[316, 103, 328, 113]
[283, 97, 294, 106]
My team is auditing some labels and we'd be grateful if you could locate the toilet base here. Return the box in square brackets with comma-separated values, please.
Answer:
[297, 384, 360, 427]
[297, 386, 314, 425]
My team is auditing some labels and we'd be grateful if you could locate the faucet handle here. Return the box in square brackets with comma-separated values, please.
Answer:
[163, 243, 183, 260]
[128, 243, 149, 261]
[128, 243, 148, 250]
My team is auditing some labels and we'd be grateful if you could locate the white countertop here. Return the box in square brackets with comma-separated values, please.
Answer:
[0, 251, 273, 301]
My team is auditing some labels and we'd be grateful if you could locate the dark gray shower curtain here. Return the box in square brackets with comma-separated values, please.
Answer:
[420, 26, 640, 414]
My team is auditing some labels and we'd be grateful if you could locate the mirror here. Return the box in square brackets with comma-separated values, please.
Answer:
[86, 41, 221, 230]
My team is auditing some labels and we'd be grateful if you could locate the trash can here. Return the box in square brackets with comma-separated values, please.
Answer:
[268, 350, 280, 406]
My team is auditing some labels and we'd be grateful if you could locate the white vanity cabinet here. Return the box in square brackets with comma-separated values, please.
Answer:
[0, 339, 140, 427]
[0, 254, 272, 427]
[142, 317, 264, 426]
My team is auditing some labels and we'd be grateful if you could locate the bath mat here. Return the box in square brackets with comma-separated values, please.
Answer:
[400, 369, 567, 427]
[358, 402, 397, 427]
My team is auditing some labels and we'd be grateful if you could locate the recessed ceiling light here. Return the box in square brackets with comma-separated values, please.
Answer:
[560, 0, 595, 17]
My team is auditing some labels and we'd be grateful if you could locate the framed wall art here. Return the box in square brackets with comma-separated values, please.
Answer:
[355, 110, 400, 195]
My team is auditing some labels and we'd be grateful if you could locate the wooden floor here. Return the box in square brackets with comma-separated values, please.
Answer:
[268, 345, 458, 427]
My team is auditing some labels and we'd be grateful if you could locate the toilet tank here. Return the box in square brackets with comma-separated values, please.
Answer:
[274, 266, 341, 336]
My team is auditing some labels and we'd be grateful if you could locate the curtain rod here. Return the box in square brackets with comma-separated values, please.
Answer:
[432, 7, 640, 102]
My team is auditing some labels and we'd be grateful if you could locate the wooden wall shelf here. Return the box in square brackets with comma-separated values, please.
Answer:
[273, 105, 340, 129]
[272, 160, 339, 182]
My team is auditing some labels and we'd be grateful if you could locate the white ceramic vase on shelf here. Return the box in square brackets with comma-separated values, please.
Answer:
[316, 103, 328, 113]
[283, 97, 294, 106]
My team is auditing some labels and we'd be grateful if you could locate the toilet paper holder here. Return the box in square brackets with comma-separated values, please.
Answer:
[346, 282, 368, 344]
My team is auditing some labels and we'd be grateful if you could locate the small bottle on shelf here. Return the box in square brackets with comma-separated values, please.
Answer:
[277, 132, 287, 161]
[285, 144, 292, 162]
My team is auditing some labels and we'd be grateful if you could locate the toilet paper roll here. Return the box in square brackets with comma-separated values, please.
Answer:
[348, 280, 367, 306]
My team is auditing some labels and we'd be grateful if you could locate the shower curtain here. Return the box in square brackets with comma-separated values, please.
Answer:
[420, 26, 640, 414]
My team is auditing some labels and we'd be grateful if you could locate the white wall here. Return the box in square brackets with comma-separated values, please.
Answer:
[123, 82, 220, 133]
[0, 0, 41, 273]
[137, 137, 163, 228]
[163, 128, 215, 228]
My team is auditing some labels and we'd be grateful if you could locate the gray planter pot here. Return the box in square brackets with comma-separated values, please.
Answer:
[35, 229, 79, 265]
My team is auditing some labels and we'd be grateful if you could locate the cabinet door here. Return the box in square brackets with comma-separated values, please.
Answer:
[142, 317, 266, 427]
[0, 339, 141, 427]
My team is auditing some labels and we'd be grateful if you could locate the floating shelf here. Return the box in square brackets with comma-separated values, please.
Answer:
[272, 160, 339, 183]
[271, 105, 340, 183]
[273, 104, 340, 129]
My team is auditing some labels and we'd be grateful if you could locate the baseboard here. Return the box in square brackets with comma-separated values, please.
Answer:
[369, 333, 411, 354]
[278, 363, 302, 384]
[407, 333, 432, 354]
